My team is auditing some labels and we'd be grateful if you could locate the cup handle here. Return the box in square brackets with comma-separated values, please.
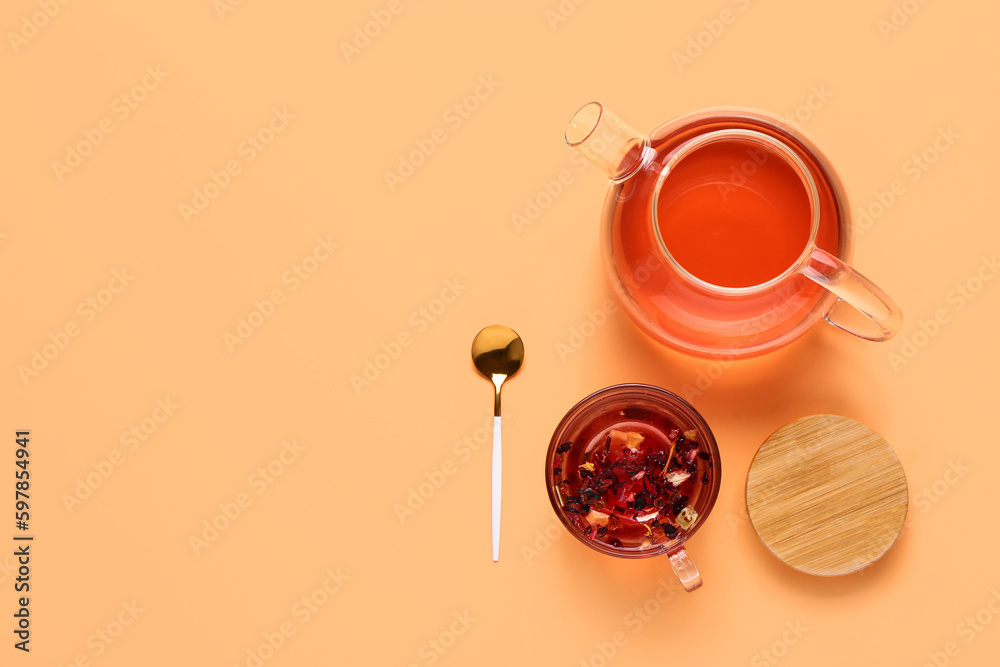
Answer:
[802, 247, 903, 341]
[668, 547, 702, 592]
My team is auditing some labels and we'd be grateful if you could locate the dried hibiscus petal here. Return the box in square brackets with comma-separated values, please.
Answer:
[672, 494, 689, 514]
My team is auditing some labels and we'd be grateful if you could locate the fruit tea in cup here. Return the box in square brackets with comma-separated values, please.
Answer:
[546, 384, 721, 591]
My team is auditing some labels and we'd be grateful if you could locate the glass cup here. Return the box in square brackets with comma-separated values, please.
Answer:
[545, 384, 721, 591]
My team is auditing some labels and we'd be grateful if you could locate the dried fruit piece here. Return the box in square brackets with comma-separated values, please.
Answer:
[625, 431, 644, 451]
[665, 471, 691, 486]
[676, 506, 698, 530]
[664, 440, 678, 472]
[609, 429, 644, 451]
[586, 509, 610, 526]
[639, 538, 652, 550]
[579, 461, 595, 472]
[683, 428, 699, 442]
[556, 442, 572, 454]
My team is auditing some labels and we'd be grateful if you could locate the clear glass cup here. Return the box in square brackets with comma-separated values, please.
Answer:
[545, 384, 721, 591]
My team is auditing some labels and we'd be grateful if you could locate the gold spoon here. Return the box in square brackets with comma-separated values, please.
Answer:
[471, 325, 524, 562]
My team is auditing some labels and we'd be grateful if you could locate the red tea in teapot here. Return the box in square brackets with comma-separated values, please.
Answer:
[655, 138, 814, 289]
[567, 102, 902, 357]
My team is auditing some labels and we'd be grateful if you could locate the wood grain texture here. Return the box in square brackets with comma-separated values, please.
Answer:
[746, 415, 908, 576]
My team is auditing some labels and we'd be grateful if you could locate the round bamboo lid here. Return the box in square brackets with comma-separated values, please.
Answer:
[746, 415, 908, 576]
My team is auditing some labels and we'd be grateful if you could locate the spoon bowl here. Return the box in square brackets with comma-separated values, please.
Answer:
[472, 326, 524, 412]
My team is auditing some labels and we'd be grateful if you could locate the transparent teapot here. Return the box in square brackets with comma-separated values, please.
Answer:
[565, 102, 902, 359]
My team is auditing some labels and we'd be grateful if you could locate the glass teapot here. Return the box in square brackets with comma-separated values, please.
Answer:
[564, 102, 902, 359]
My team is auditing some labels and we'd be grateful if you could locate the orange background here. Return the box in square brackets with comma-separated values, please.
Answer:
[3, 1, 999, 665]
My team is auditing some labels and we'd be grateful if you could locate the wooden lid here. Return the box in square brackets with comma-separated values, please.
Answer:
[746, 415, 908, 576]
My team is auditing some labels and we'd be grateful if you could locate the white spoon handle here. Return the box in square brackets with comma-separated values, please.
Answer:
[492, 415, 501, 562]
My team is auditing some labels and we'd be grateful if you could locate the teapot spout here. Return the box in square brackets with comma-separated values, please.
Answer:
[564, 102, 650, 183]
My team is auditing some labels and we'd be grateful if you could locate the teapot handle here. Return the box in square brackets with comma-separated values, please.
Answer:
[802, 248, 903, 341]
